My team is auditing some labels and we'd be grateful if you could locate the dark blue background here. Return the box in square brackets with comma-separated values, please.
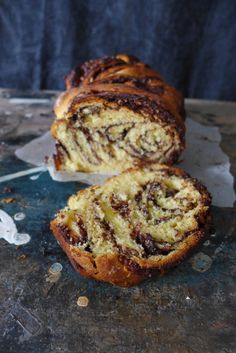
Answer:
[0, 0, 235, 100]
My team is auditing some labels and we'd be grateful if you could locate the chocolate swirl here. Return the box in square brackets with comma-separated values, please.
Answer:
[51, 54, 185, 173]
[51, 165, 211, 286]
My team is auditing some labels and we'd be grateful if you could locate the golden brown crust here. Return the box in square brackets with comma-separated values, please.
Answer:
[51, 220, 145, 287]
[56, 54, 184, 125]
[51, 219, 210, 287]
[50, 164, 211, 287]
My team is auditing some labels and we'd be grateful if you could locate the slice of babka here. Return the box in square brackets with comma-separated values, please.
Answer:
[51, 165, 211, 287]
[51, 54, 185, 172]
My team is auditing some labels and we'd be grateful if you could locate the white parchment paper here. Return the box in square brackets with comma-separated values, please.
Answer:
[179, 119, 235, 207]
[15, 131, 117, 185]
[15, 118, 236, 207]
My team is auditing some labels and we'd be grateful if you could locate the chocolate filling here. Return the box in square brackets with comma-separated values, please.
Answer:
[57, 224, 79, 246]
[76, 217, 88, 244]
[131, 228, 159, 256]
[99, 76, 165, 96]
[57, 217, 90, 250]
[105, 123, 134, 142]
[70, 124, 101, 165]
[166, 189, 178, 198]
[98, 218, 118, 249]
[55, 141, 70, 159]
[110, 195, 130, 217]
[94, 209, 141, 261]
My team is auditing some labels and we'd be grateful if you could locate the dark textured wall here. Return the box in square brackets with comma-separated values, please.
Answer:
[0, 0, 235, 100]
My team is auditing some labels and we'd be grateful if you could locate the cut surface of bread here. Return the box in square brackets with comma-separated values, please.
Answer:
[51, 165, 211, 287]
[51, 54, 185, 172]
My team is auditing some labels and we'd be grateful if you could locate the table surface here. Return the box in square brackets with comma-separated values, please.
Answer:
[0, 89, 235, 353]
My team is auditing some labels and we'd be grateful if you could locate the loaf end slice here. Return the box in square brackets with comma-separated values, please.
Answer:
[51, 164, 211, 287]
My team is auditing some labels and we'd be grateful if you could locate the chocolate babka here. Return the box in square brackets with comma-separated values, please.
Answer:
[51, 54, 185, 172]
[51, 165, 211, 287]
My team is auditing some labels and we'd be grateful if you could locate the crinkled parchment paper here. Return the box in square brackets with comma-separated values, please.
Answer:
[14, 118, 236, 207]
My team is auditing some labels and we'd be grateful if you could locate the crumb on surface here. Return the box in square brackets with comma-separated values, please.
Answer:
[49, 262, 63, 274]
[77, 296, 89, 307]
[0, 197, 15, 204]
[17, 254, 27, 261]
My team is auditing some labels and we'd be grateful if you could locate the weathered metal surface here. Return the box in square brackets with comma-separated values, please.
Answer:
[0, 89, 235, 353]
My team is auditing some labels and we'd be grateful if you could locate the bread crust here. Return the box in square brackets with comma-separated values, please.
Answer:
[51, 220, 210, 287]
[50, 164, 211, 287]
[54, 54, 185, 127]
[51, 220, 145, 287]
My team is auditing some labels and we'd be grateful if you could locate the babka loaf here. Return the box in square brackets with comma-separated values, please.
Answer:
[51, 54, 185, 172]
[51, 165, 211, 287]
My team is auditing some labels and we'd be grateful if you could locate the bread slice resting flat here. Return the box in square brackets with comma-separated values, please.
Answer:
[51, 54, 185, 172]
[51, 164, 211, 287]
